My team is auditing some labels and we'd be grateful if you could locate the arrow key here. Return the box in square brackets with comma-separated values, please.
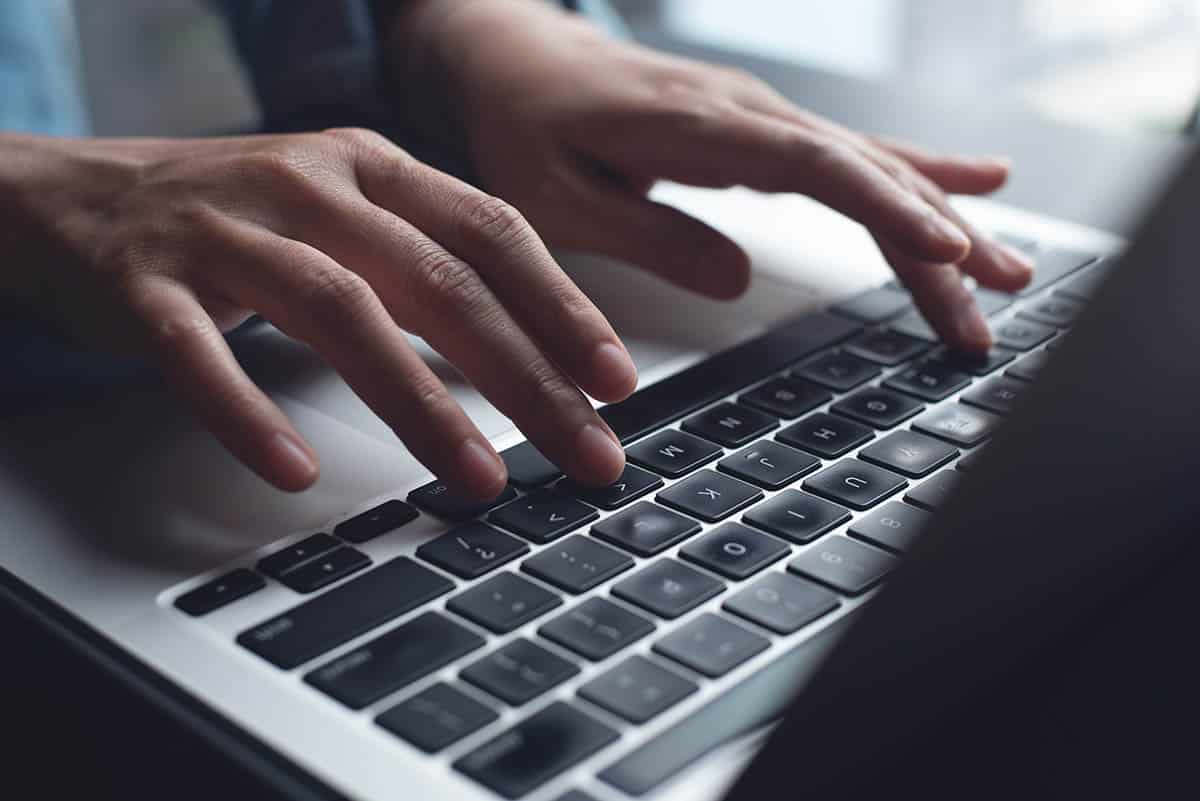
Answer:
[490, 491, 599, 544]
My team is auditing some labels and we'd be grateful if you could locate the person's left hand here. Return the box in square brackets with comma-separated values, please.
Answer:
[384, 0, 1033, 352]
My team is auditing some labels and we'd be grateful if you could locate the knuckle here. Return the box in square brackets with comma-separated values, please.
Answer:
[300, 264, 378, 329]
[411, 244, 488, 311]
[454, 193, 530, 249]
[521, 359, 577, 409]
[323, 126, 391, 152]
[148, 312, 213, 353]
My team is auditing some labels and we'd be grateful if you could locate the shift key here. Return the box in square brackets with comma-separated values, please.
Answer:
[237, 557, 453, 669]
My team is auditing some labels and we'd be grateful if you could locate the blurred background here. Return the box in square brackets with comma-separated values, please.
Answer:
[76, 0, 1200, 138]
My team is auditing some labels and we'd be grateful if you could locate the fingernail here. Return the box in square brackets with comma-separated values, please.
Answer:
[574, 423, 626, 485]
[269, 432, 319, 489]
[981, 155, 1012, 171]
[592, 341, 638, 400]
[954, 306, 992, 352]
[458, 438, 507, 498]
[931, 214, 971, 253]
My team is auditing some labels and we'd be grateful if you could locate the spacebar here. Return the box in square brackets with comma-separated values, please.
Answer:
[598, 612, 857, 796]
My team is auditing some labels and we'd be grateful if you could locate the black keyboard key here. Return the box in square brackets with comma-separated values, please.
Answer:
[558, 464, 662, 510]
[889, 309, 939, 342]
[612, 559, 724, 619]
[993, 318, 1055, 351]
[927, 346, 1016, 376]
[408, 481, 517, 521]
[830, 286, 911, 323]
[972, 287, 1014, 317]
[489, 491, 597, 544]
[723, 572, 839, 634]
[681, 402, 778, 447]
[912, 402, 1003, 447]
[626, 430, 722, 478]
[456, 702, 618, 799]
[175, 569, 264, 617]
[739, 377, 831, 418]
[257, 533, 340, 580]
[598, 613, 857, 796]
[416, 521, 529, 579]
[376, 682, 498, 753]
[777, 412, 875, 458]
[654, 613, 769, 678]
[962, 376, 1027, 415]
[848, 500, 931, 552]
[883, 362, 971, 401]
[591, 501, 701, 556]
[500, 441, 562, 488]
[956, 447, 987, 471]
[447, 572, 562, 634]
[334, 500, 418, 544]
[305, 612, 484, 709]
[904, 469, 963, 510]
[237, 557, 453, 669]
[803, 460, 907, 510]
[1006, 350, 1053, 382]
[522, 535, 633, 594]
[680, 523, 789, 580]
[743, 489, 850, 543]
[788, 536, 898, 594]
[831, 388, 924, 429]
[656, 469, 763, 523]
[1023, 248, 1099, 296]
[793, 351, 881, 391]
[461, 638, 580, 706]
[717, 440, 820, 490]
[858, 430, 958, 478]
[843, 329, 928, 366]
[1019, 296, 1083, 327]
[539, 597, 655, 661]
[278, 546, 370, 593]
[1054, 264, 1107, 301]
[579, 655, 697, 724]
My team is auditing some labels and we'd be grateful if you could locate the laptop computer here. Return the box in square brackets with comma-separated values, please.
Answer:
[0, 132, 1163, 799]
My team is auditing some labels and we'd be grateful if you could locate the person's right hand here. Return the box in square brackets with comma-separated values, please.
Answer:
[0, 130, 637, 496]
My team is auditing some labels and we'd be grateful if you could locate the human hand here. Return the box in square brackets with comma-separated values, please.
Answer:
[389, 0, 1034, 351]
[0, 131, 636, 495]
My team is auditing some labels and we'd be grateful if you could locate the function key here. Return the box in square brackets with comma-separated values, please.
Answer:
[334, 500, 418, 544]
[792, 351, 881, 391]
[539, 597, 655, 661]
[904, 470, 963, 510]
[679, 522, 790, 580]
[803, 459, 907, 510]
[1005, 350, 1052, 382]
[972, 288, 1014, 317]
[738, 377, 831, 419]
[558, 464, 662, 510]
[578, 655, 697, 724]
[848, 500, 931, 552]
[489, 491, 598, 544]
[612, 559, 725, 619]
[743, 489, 850, 544]
[961, 376, 1027, 415]
[305, 612, 483, 710]
[888, 310, 937, 342]
[408, 481, 517, 521]
[522, 535, 633, 594]
[257, 533, 340, 580]
[682, 402, 778, 447]
[447, 572, 562, 634]
[1018, 296, 1083, 327]
[858, 430, 958, 478]
[592, 501, 701, 557]
[777, 412, 875, 458]
[788, 536, 898, 595]
[500, 441, 562, 489]
[911, 402, 1003, 447]
[461, 638, 579, 706]
[175, 569, 265, 617]
[653, 613, 769, 678]
[843, 329, 929, 366]
[416, 521, 529, 579]
[656, 470, 763, 523]
[627, 430, 722, 479]
[927, 346, 1016, 376]
[454, 702, 617, 799]
[717, 440, 820, 490]
[723, 572, 839, 634]
[883, 361, 971, 401]
[830, 286, 912, 323]
[831, 388, 924, 429]
[993, 318, 1056, 351]
[277, 546, 371, 593]
[376, 682, 498, 753]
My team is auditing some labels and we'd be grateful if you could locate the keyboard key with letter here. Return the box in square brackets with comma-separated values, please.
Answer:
[793, 351, 881, 391]
[858, 430, 958, 478]
[883, 362, 971, 402]
[376, 682, 498, 753]
[579, 654, 697, 723]
[522, 535, 633, 594]
[912, 402, 1003, 447]
[788, 536, 898, 595]
[591, 501, 700, 556]
[682, 402, 778, 447]
[656, 470, 763, 523]
[500, 441, 562, 488]
[739, 377, 831, 419]
[539, 597, 655, 661]
[680, 523, 790, 580]
[831, 388, 924, 429]
[627, 430, 722, 478]
[904, 469, 963, 510]
[653, 613, 769, 678]
[461, 638, 579, 706]
[830, 286, 911, 323]
[928, 347, 1016, 377]
[416, 521, 529, 579]
[718, 440, 820, 489]
[844, 329, 928, 366]
[558, 464, 662, 510]
[723, 572, 839, 634]
[993, 318, 1055, 351]
[489, 491, 598, 544]
[962, 376, 1027, 415]
[1019, 296, 1082, 327]
[743, 489, 851, 543]
[777, 412, 875, 458]
[612, 559, 724, 619]
[803, 460, 907, 510]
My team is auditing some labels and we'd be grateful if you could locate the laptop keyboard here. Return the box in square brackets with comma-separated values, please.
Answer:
[172, 239, 1109, 799]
